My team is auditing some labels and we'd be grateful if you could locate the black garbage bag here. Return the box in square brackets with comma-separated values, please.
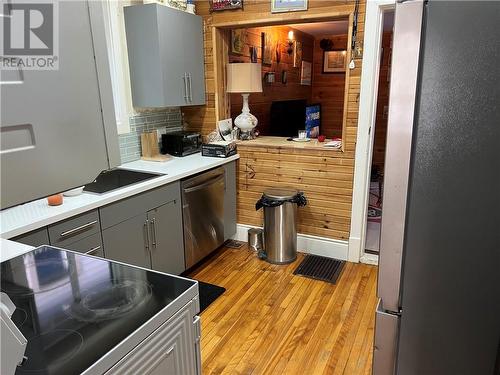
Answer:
[255, 192, 307, 210]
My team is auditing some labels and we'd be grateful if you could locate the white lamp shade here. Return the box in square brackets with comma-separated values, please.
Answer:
[226, 63, 263, 93]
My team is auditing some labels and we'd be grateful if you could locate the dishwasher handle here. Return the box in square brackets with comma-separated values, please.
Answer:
[183, 174, 224, 194]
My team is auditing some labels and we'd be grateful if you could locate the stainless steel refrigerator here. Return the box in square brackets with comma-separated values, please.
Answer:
[373, 1, 500, 374]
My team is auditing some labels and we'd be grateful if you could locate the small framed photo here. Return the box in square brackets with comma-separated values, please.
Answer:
[300, 61, 312, 85]
[323, 50, 347, 73]
[210, 0, 243, 12]
[271, 0, 308, 13]
[231, 29, 246, 55]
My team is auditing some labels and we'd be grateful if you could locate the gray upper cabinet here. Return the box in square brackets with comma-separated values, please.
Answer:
[124, 4, 206, 107]
[0, 1, 119, 209]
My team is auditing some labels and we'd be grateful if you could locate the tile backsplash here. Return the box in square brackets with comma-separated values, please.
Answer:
[118, 108, 182, 163]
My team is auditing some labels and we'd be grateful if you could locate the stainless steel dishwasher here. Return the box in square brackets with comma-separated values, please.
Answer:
[182, 167, 225, 269]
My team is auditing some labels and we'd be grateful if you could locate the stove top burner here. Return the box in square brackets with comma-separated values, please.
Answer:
[19, 330, 84, 373]
[65, 279, 152, 322]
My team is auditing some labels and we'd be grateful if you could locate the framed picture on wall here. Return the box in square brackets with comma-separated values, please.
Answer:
[271, 0, 308, 13]
[261, 32, 274, 65]
[323, 50, 347, 73]
[293, 41, 302, 68]
[231, 29, 246, 55]
[300, 61, 312, 85]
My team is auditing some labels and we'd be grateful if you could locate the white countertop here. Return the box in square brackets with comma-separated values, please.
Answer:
[0, 238, 35, 262]
[0, 153, 239, 239]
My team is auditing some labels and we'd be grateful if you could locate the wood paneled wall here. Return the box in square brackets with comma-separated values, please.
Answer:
[238, 145, 354, 240]
[371, 31, 392, 173]
[312, 34, 348, 138]
[229, 26, 314, 135]
[183, 0, 366, 241]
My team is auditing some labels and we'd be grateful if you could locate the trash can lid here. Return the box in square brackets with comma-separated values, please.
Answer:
[263, 188, 299, 201]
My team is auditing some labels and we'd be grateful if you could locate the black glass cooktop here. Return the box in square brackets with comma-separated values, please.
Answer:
[83, 168, 164, 194]
[1, 247, 195, 375]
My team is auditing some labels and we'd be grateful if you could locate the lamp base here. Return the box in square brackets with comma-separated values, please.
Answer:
[239, 129, 255, 140]
[234, 93, 258, 140]
[234, 112, 258, 132]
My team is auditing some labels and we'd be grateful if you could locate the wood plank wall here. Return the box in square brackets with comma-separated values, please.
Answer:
[371, 31, 392, 173]
[237, 145, 354, 240]
[184, 0, 366, 242]
[312, 34, 348, 138]
[229, 26, 314, 135]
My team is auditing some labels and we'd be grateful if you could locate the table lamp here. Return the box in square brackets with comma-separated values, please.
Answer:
[227, 63, 262, 140]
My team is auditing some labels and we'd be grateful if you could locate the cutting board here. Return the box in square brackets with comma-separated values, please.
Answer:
[140, 131, 171, 162]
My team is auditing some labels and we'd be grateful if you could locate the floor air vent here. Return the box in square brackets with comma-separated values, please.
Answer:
[293, 255, 345, 284]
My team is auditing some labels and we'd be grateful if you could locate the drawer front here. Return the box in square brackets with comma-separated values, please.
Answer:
[12, 227, 50, 246]
[100, 182, 181, 230]
[64, 233, 104, 258]
[48, 210, 100, 247]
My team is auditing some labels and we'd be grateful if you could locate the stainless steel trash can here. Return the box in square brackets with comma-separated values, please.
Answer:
[248, 228, 264, 252]
[260, 188, 303, 264]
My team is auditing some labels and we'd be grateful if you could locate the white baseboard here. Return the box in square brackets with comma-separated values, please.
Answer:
[232, 223, 349, 261]
[360, 253, 379, 266]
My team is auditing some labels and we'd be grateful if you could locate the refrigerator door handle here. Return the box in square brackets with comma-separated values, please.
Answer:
[373, 300, 400, 375]
[377, 0, 425, 312]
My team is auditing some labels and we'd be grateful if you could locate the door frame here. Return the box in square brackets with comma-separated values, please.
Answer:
[348, 0, 395, 264]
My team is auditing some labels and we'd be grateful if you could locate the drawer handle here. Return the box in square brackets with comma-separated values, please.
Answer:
[166, 346, 175, 356]
[86, 246, 101, 256]
[60, 220, 98, 238]
[150, 218, 157, 249]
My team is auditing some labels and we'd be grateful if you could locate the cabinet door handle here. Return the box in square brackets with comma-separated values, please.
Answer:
[166, 345, 175, 356]
[143, 220, 150, 251]
[60, 220, 97, 238]
[182, 73, 189, 102]
[86, 246, 101, 256]
[149, 218, 157, 248]
[188, 73, 193, 102]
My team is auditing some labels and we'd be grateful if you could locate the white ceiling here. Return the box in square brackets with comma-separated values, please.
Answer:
[288, 20, 349, 37]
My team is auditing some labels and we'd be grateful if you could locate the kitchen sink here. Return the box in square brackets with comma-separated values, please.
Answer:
[83, 168, 164, 194]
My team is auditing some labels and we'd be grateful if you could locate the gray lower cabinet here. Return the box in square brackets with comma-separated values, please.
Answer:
[12, 227, 50, 247]
[64, 233, 104, 258]
[223, 161, 237, 241]
[100, 182, 185, 274]
[101, 213, 152, 269]
[48, 210, 101, 248]
[147, 200, 185, 275]
[105, 299, 200, 375]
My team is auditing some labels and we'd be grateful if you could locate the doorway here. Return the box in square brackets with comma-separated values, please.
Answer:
[364, 10, 394, 255]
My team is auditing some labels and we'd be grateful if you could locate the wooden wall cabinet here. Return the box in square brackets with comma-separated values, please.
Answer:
[124, 4, 206, 108]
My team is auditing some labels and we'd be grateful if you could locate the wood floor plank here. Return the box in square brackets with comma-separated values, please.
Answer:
[188, 245, 378, 375]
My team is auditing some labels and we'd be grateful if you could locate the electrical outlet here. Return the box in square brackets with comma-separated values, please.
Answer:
[156, 127, 167, 139]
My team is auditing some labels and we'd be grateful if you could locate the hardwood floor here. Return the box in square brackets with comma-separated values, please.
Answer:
[188, 245, 378, 375]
